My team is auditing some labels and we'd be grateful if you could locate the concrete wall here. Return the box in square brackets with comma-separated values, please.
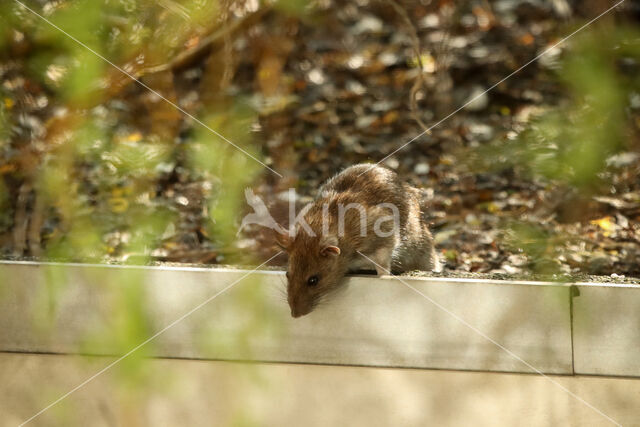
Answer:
[2, 261, 639, 426]
[2, 353, 638, 427]
[0, 261, 639, 376]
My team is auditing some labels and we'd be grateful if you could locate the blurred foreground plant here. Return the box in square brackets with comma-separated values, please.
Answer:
[0, 0, 302, 424]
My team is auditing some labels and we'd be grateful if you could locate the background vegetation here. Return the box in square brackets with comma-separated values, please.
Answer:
[1, 0, 639, 424]
[1, 0, 638, 278]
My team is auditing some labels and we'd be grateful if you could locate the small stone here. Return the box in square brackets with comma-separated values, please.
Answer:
[419, 14, 439, 29]
[307, 68, 326, 85]
[414, 163, 430, 175]
[353, 15, 384, 34]
[384, 158, 399, 169]
[502, 264, 520, 274]
[468, 123, 494, 141]
[346, 80, 366, 95]
[606, 152, 640, 168]
[355, 115, 376, 129]
[463, 86, 489, 111]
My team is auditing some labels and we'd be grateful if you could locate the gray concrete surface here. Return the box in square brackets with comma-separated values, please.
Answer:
[573, 284, 640, 377]
[1, 353, 638, 427]
[0, 262, 573, 373]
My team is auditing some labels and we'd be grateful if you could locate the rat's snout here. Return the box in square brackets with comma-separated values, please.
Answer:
[290, 305, 312, 318]
[288, 295, 312, 318]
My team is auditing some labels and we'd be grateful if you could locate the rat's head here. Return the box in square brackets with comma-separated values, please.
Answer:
[277, 232, 346, 318]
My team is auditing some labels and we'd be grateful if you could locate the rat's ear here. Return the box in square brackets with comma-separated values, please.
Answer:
[274, 227, 294, 251]
[320, 245, 341, 257]
[274, 232, 290, 251]
[319, 236, 340, 257]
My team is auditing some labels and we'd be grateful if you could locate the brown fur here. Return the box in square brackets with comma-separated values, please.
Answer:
[280, 164, 439, 317]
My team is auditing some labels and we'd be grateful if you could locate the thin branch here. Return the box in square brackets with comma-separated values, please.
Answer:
[385, 0, 431, 132]
[135, 6, 270, 76]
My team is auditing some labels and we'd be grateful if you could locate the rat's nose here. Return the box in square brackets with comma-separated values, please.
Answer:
[290, 305, 310, 318]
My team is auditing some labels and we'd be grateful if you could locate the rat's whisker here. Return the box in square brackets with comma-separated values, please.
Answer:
[274, 283, 288, 303]
[268, 281, 289, 304]
[314, 291, 334, 308]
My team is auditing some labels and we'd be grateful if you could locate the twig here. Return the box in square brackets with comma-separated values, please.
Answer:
[12, 182, 31, 256]
[135, 6, 270, 76]
[433, 2, 454, 120]
[27, 190, 44, 256]
[157, 0, 191, 21]
[385, 0, 431, 132]
[219, 0, 235, 90]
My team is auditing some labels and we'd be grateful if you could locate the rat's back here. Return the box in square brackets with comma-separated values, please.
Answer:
[317, 163, 440, 273]
[318, 164, 404, 206]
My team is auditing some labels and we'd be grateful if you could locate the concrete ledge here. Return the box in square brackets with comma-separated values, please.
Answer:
[3, 352, 639, 427]
[0, 261, 637, 376]
[573, 284, 640, 376]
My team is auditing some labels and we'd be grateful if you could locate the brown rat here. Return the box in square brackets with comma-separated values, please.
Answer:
[277, 164, 440, 318]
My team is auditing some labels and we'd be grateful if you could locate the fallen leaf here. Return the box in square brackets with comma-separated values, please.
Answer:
[590, 216, 616, 236]
[519, 33, 535, 46]
[108, 197, 129, 213]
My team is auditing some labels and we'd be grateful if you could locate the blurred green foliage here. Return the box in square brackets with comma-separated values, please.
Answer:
[0, 0, 278, 261]
[188, 103, 262, 246]
[478, 27, 639, 189]
[0, 0, 301, 424]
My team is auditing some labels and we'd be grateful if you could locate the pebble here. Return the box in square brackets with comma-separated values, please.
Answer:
[384, 158, 399, 169]
[463, 86, 489, 111]
[414, 163, 430, 175]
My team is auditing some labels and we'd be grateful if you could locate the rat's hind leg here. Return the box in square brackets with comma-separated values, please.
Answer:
[371, 245, 393, 275]
[391, 225, 441, 273]
[412, 224, 440, 272]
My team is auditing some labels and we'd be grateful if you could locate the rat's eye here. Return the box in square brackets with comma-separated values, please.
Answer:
[307, 275, 319, 286]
